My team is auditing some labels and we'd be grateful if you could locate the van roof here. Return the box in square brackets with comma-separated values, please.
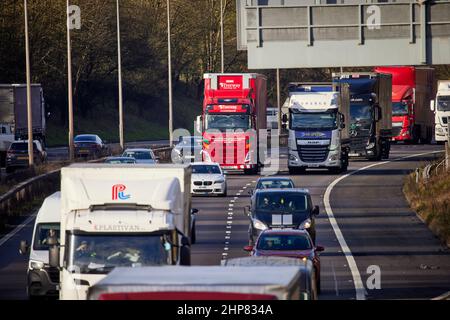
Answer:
[35, 192, 61, 224]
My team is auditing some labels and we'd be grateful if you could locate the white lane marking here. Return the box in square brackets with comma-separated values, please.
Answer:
[324, 150, 444, 301]
[0, 214, 36, 247]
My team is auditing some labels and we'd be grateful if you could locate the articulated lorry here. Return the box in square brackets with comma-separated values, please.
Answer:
[198, 73, 267, 174]
[431, 81, 450, 143]
[374, 66, 435, 143]
[284, 83, 350, 174]
[49, 164, 196, 300]
[333, 73, 392, 160]
[0, 84, 46, 166]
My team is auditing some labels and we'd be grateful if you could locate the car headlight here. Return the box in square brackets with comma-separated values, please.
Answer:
[30, 261, 45, 270]
[214, 179, 225, 184]
[299, 218, 312, 229]
[253, 219, 268, 231]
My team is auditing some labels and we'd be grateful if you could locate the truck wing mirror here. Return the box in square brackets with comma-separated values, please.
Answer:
[282, 114, 288, 124]
[19, 240, 29, 255]
[49, 245, 60, 268]
[191, 208, 199, 215]
[195, 116, 203, 134]
[180, 245, 191, 266]
[430, 100, 435, 112]
[181, 236, 191, 247]
[374, 105, 382, 122]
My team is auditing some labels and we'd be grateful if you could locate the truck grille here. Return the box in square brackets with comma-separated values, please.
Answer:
[298, 145, 329, 163]
[350, 135, 369, 153]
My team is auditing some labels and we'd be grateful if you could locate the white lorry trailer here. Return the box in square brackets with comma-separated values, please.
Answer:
[49, 164, 196, 300]
[87, 266, 305, 300]
[284, 83, 350, 174]
[431, 81, 450, 143]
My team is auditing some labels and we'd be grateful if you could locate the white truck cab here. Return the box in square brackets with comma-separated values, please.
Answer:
[50, 164, 195, 300]
[431, 81, 450, 143]
[20, 192, 61, 299]
[285, 83, 350, 174]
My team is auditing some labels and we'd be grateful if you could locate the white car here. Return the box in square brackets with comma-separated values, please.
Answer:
[122, 148, 159, 164]
[191, 162, 227, 197]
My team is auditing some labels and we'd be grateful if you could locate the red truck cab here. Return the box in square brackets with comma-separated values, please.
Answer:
[374, 66, 434, 143]
[201, 73, 267, 174]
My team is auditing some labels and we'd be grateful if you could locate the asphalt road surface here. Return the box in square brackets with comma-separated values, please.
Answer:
[0, 144, 449, 300]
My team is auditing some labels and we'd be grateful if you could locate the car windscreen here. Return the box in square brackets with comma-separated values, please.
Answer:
[75, 135, 97, 142]
[123, 151, 153, 160]
[256, 192, 308, 213]
[257, 234, 312, 251]
[257, 180, 294, 189]
[33, 223, 60, 250]
[106, 159, 136, 164]
[192, 165, 221, 174]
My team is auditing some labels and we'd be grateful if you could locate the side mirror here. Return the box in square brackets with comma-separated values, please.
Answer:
[282, 114, 288, 124]
[196, 116, 203, 134]
[243, 245, 254, 252]
[312, 205, 320, 216]
[430, 100, 435, 112]
[181, 236, 191, 247]
[191, 208, 199, 215]
[19, 240, 29, 255]
[374, 105, 382, 122]
[248, 190, 254, 196]
[315, 245, 325, 252]
[49, 245, 60, 268]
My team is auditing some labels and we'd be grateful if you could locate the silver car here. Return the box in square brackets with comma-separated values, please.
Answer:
[122, 148, 159, 164]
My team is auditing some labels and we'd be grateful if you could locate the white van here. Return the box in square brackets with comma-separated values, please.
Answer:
[20, 192, 61, 299]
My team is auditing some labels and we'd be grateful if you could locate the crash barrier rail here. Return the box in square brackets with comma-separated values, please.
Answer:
[0, 170, 60, 231]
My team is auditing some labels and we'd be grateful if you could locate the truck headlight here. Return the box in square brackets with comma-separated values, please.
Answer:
[289, 154, 299, 162]
[437, 127, 444, 133]
[253, 219, 268, 231]
[329, 153, 339, 161]
[299, 218, 312, 229]
[366, 142, 375, 150]
[30, 261, 45, 270]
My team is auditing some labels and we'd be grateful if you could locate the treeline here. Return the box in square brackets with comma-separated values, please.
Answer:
[1, 0, 449, 137]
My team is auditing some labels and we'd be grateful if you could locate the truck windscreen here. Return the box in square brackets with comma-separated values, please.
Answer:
[205, 114, 251, 131]
[67, 234, 172, 274]
[437, 95, 450, 111]
[290, 112, 337, 130]
[350, 104, 372, 121]
[392, 102, 408, 116]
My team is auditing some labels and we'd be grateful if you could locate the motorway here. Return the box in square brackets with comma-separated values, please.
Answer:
[0, 144, 449, 300]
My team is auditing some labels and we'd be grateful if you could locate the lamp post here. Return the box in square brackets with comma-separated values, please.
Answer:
[116, 0, 124, 151]
[167, 0, 173, 146]
[66, 0, 74, 161]
[220, 0, 224, 73]
[24, 0, 34, 167]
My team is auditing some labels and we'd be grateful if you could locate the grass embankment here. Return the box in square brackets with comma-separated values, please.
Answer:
[404, 168, 450, 247]
[46, 93, 201, 147]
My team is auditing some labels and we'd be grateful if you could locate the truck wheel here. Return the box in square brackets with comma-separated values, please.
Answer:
[180, 246, 191, 266]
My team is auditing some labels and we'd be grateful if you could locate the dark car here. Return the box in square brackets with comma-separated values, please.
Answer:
[255, 177, 295, 190]
[74, 134, 109, 159]
[244, 229, 324, 293]
[172, 136, 203, 164]
[104, 157, 137, 164]
[6, 140, 47, 173]
[246, 189, 320, 245]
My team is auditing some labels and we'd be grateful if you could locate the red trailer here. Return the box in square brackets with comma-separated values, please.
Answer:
[200, 73, 267, 174]
[374, 66, 435, 143]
